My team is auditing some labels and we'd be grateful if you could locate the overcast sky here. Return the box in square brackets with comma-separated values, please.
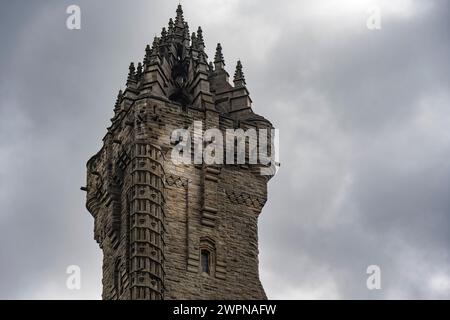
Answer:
[0, 0, 449, 299]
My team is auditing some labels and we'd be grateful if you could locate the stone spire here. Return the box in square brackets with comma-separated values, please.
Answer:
[161, 27, 168, 42]
[113, 90, 123, 114]
[175, 4, 185, 27]
[197, 26, 205, 50]
[233, 60, 246, 87]
[144, 44, 151, 65]
[150, 37, 160, 64]
[191, 32, 197, 49]
[168, 18, 174, 34]
[127, 62, 136, 85]
[183, 22, 190, 45]
[214, 43, 225, 69]
[136, 62, 143, 80]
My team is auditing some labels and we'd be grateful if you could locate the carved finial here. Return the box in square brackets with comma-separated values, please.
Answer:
[114, 90, 123, 114]
[214, 43, 225, 69]
[197, 27, 205, 48]
[151, 37, 160, 57]
[209, 61, 214, 72]
[183, 22, 190, 41]
[233, 60, 246, 87]
[127, 62, 136, 82]
[214, 43, 224, 63]
[168, 18, 174, 33]
[175, 4, 185, 27]
[191, 32, 197, 48]
[161, 27, 167, 41]
[144, 44, 151, 65]
[136, 62, 143, 79]
[151, 37, 158, 50]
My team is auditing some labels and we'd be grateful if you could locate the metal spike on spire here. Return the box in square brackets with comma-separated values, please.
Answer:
[233, 60, 246, 87]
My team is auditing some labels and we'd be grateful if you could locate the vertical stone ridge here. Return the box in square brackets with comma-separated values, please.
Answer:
[128, 143, 166, 300]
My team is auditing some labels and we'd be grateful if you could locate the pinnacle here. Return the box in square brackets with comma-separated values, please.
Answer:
[144, 44, 151, 64]
[234, 60, 246, 86]
[136, 62, 143, 78]
[214, 43, 225, 65]
[197, 26, 205, 48]
[168, 18, 174, 33]
[127, 62, 136, 84]
[175, 4, 185, 27]
[128, 62, 135, 77]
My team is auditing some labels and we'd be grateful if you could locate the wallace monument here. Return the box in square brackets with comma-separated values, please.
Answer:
[83, 5, 276, 300]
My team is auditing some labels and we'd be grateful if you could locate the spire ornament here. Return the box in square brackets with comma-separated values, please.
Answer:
[197, 26, 205, 50]
[114, 90, 123, 113]
[144, 44, 151, 65]
[136, 62, 143, 80]
[127, 62, 136, 81]
[214, 43, 225, 69]
[175, 4, 185, 27]
[191, 32, 197, 49]
[233, 60, 246, 87]
[168, 18, 174, 34]
[161, 27, 167, 42]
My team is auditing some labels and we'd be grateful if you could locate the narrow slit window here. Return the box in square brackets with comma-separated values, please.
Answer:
[201, 250, 210, 274]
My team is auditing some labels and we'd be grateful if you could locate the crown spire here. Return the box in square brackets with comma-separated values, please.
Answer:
[175, 4, 185, 27]
[233, 60, 246, 87]
[214, 43, 225, 69]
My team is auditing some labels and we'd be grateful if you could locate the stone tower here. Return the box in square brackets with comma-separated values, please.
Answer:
[84, 5, 275, 300]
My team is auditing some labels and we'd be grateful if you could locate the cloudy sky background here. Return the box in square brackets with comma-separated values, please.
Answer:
[0, 0, 449, 299]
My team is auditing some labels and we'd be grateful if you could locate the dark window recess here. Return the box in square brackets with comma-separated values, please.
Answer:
[201, 250, 210, 274]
